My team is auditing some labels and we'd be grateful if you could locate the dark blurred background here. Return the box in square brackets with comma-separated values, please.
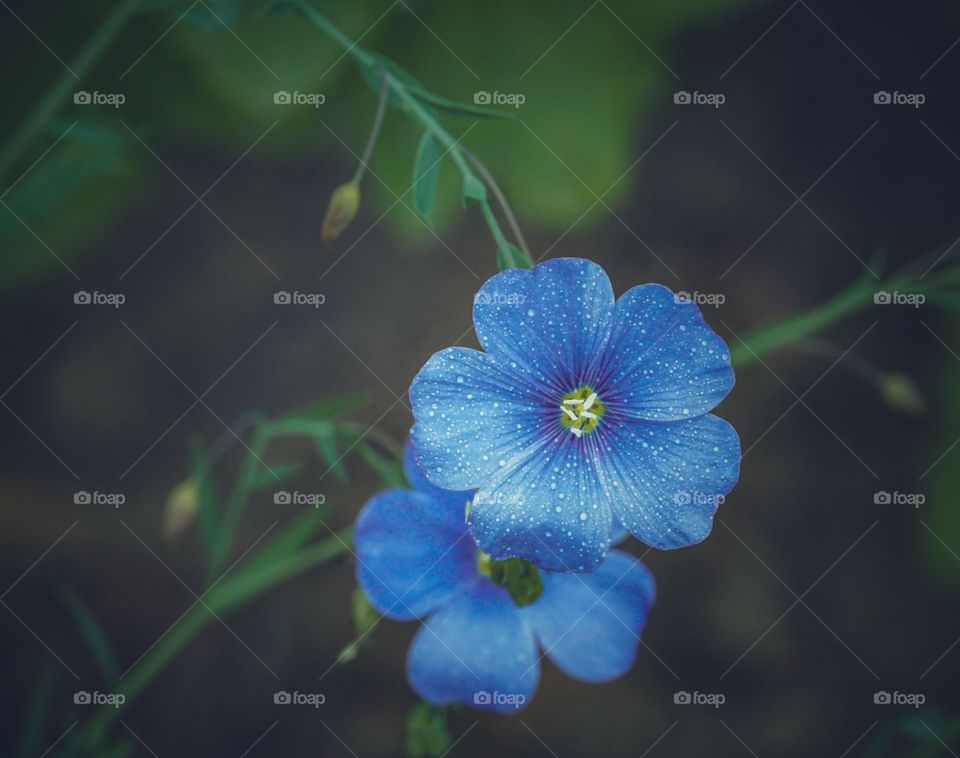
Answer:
[2, 0, 960, 755]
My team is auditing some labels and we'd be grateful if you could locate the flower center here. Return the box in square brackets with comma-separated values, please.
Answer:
[559, 385, 604, 437]
[477, 551, 543, 607]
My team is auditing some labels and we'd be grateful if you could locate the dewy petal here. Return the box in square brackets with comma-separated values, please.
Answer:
[355, 488, 476, 621]
[599, 283, 734, 421]
[406, 581, 540, 712]
[601, 413, 741, 549]
[525, 550, 655, 682]
[410, 346, 546, 491]
[402, 439, 474, 511]
[468, 436, 614, 572]
[473, 258, 615, 389]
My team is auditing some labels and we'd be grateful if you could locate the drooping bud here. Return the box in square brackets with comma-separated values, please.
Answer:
[879, 373, 925, 415]
[162, 479, 199, 539]
[322, 182, 361, 241]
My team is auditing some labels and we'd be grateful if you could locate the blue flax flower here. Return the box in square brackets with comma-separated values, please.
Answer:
[354, 448, 655, 713]
[409, 258, 740, 572]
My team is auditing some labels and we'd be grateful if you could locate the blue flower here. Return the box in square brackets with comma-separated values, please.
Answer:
[354, 448, 655, 713]
[409, 258, 740, 572]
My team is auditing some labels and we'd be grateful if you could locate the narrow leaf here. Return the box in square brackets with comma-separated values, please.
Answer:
[412, 132, 443, 223]
[58, 587, 120, 685]
[462, 174, 487, 205]
[289, 392, 367, 421]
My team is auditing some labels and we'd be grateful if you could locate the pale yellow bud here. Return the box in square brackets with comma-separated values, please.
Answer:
[162, 479, 199, 539]
[322, 182, 361, 241]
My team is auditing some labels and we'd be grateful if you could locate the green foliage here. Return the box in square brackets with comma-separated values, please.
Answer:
[58, 587, 120, 686]
[405, 701, 451, 758]
[412, 132, 442, 222]
[0, 0, 767, 288]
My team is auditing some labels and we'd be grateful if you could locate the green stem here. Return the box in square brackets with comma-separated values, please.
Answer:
[293, 0, 532, 268]
[0, 0, 142, 184]
[206, 423, 273, 583]
[352, 67, 390, 185]
[82, 526, 352, 745]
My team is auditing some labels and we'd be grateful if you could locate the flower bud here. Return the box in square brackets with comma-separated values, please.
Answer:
[322, 182, 361, 241]
[880, 373, 925, 415]
[162, 479, 199, 539]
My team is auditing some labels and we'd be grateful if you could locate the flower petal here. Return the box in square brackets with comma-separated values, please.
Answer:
[406, 581, 539, 712]
[601, 283, 734, 421]
[526, 550, 655, 682]
[410, 346, 546, 491]
[602, 413, 741, 549]
[468, 435, 614, 572]
[473, 258, 615, 390]
[355, 488, 476, 620]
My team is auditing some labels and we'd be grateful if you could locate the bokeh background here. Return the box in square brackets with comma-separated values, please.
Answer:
[2, 0, 960, 755]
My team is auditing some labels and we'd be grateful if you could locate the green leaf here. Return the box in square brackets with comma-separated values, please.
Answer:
[497, 241, 532, 271]
[248, 462, 303, 490]
[354, 442, 406, 488]
[314, 429, 348, 482]
[16, 661, 56, 758]
[289, 392, 368, 421]
[405, 701, 450, 758]
[412, 132, 443, 223]
[243, 507, 328, 576]
[462, 174, 487, 206]
[58, 587, 120, 685]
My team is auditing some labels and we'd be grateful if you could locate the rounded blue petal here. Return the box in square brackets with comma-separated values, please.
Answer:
[525, 550, 655, 682]
[602, 413, 741, 549]
[468, 436, 614, 572]
[473, 258, 615, 389]
[410, 346, 546, 492]
[406, 581, 540, 712]
[601, 283, 734, 421]
[402, 439, 474, 512]
[355, 488, 476, 621]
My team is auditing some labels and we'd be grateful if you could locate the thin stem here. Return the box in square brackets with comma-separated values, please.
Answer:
[352, 67, 389, 185]
[0, 0, 142, 184]
[205, 423, 272, 583]
[82, 527, 352, 745]
[461, 145, 530, 256]
[292, 0, 531, 267]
